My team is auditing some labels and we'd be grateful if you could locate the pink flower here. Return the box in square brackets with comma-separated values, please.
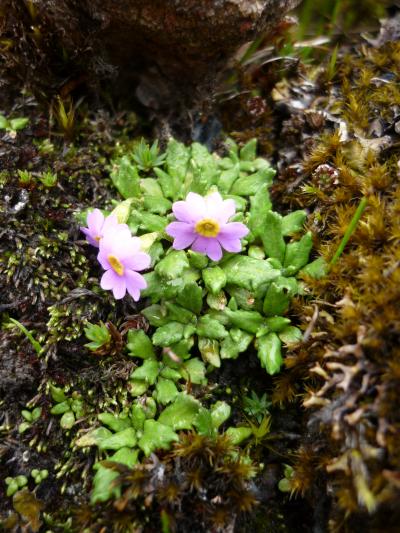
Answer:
[97, 227, 151, 300]
[80, 209, 126, 247]
[166, 192, 249, 261]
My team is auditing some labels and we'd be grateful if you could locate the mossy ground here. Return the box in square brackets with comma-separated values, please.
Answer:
[1, 2, 399, 532]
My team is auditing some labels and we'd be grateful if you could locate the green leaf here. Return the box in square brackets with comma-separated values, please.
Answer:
[128, 378, 150, 397]
[21, 410, 32, 422]
[260, 211, 286, 263]
[0, 114, 10, 129]
[300, 257, 328, 279]
[224, 309, 263, 334]
[18, 422, 31, 434]
[84, 322, 111, 350]
[97, 413, 132, 433]
[218, 166, 240, 193]
[126, 329, 155, 359]
[143, 195, 172, 215]
[154, 167, 181, 200]
[283, 232, 313, 274]
[210, 401, 231, 429]
[60, 411, 75, 429]
[206, 291, 227, 311]
[109, 447, 139, 467]
[222, 256, 280, 291]
[75, 427, 112, 447]
[262, 282, 289, 316]
[140, 178, 163, 196]
[264, 316, 291, 333]
[281, 210, 307, 235]
[110, 156, 141, 199]
[176, 282, 203, 314]
[158, 393, 200, 430]
[248, 184, 272, 237]
[155, 250, 190, 280]
[10, 117, 29, 130]
[165, 302, 196, 324]
[138, 420, 179, 456]
[130, 359, 160, 384]
[131, 404, 146, 430]
[194, 407, 215, 437]
[141, 304, 168, 327]
[225, 286, 259, 311]
[230, 167, 275, 196]
[257, 333, 283, 375]
[154, 378, 179, 405]
[220, 336, 240, 360]
[50, 401, 70, 415]
[239, 138, 257, 161]
[153, 322, 185, 347]
[187, 250, 209, 269]
[279, 326, 303, 345]
[99, 428, 137, 450]
[160, 366, 182, 381]
[166, 139, 190, 183]
[129, 210, 167, 233]
[225, 427, 253, 445]
[198, 337, 221, 367]
[196, 315, 228, 340]
[202, 267, 227, 294]
[166, 338, 194, 361]
[91, 465, 120, 503]
[181, 358, 207, 385]
[230, 328, 253, 352]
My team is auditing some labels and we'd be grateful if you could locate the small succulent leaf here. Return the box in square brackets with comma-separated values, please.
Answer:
[218, 166, 240, 193]
[210, 401, 231, 429]
[152, 322, 185, 346]
[130, 359, 160, 384]
[225, 427, 253, 445]
[222, 256, 280, 291]
[278, 326, 303, 345]
[129, 210, 167, 233]
[154, 377, 179, 405]
[141, 304, 168, 327]
[143, 195, 172, 215]
[300, 257, 328, 279]
[50, 401, 71, 415]
[160, 366, 182, 381]
[220, 336, 240, 360]
[21, 410, 33, 422]
[60, 411, 75, 429]
[257, 333, 283, 375]
[181, 357, 207, 385]
[264, 316, 291, 333]
[154, 167, 181, 199]
[128, 378, 150, 397]
[10, 117, 29, 130]
[166, 139, 190, 183]
[158, 393, 201, 430]
[31, 407, 42, 421]
[50, 385, 67, 403]
[165, 302, 196, 324]
[97, 413, 132, 433]
[176, 282, 203, 314]
[194, 407, 215, 437]
[248, 184, 272, 237]
[198, 337, 221, 367]
[98, 428, 137, 450]
[155, 250, 190, 280]
[281, 210, 307, 235]
[91, 465, 120, 503]
[0, 114, 10, 129]
[230, 166, 275, 196]
[126, 329, 155, 359]
[260, 211, 286, 263]
[224, 309, 264, 334]
[263, 283, 290, 316]
[131, 404, 146, 430]
[206, 291, 227, 310]
[196, 315, 228, 340]
[202, 267, 227, 294]
[139, 178, 163, 197]
[110, 156, 141, 199]
[75, 427, 113, 447]
[239, 138, 257, 161]
[109, 447, 139, 468]
[138, 420, 179, 456]
[283, 232, 313, 273]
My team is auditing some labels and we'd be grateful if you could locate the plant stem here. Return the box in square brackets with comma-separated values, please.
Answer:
[329, 196, 368, 267]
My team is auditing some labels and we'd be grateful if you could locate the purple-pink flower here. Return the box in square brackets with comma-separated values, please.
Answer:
[166, 192, 249, 261]
[80, 209, 126, 248]
[97, 226, 151, 300]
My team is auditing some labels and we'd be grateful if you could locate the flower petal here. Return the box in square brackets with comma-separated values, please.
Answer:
[112, 277, 127, 299]
[100, 269, 118, 290]
[87, 208, 104, 230]
[123, 251, 151, 271]
[173, 192, 206, 223]
[205, 239, 223, 261]
[125, 270, 147, 301]
[97, 247, 111, 270]
[192, 236, 222, 261]
[166, 222, 196, 249]
[217, 236, 242, 253]
[219, 222, 249, 240]
[80, 227, 99, 247]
